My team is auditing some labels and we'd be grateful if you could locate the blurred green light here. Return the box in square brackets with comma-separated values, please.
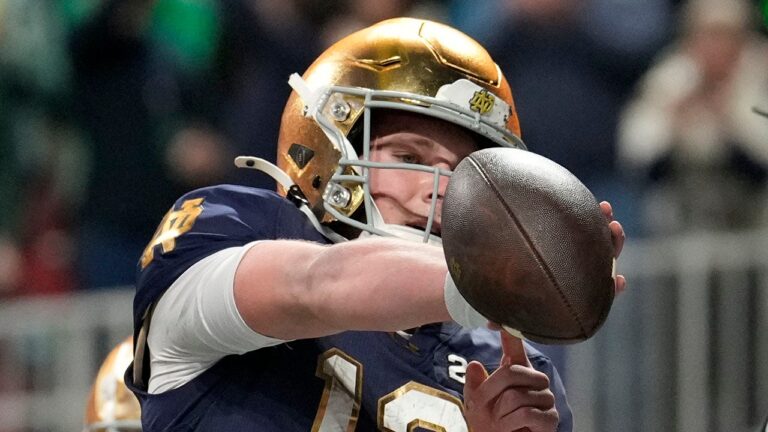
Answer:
[150, 0, 220, 74]
[763, 0, 768, 29]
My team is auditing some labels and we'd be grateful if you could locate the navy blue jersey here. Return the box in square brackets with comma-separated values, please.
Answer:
[127, 185, 573, 431]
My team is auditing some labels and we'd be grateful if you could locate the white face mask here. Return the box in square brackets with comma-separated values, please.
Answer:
[238, 74, 525, 244]
[289, 74, 526, 244]
[357, 221, 443, 247]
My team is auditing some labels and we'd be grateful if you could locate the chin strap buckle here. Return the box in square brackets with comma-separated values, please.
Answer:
[286, 184, 310, 209]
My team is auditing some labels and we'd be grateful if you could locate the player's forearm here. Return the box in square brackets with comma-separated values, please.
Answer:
[234, 238, 451, 340]
[306, 238, 451, 333]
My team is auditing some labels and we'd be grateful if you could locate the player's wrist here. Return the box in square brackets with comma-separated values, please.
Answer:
[444, 273, 488, 328]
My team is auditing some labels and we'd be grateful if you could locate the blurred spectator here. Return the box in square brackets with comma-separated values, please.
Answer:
[618, 0, 768, 234]
[15, 108, 85, 296]
[68, 0, 180, 289]
[165, 124, 228, 189]
[68, 0, 237, 289]
[0, 0, 460, 293]
[0, 0, 85, 296]
[449, 0, 671, 377]
[211, 0, 344, 190]
[453, 0, 671, 219]
[0, 103, 85, 296]
[68, 0, 362, 289]
[0, 238, 22, 296]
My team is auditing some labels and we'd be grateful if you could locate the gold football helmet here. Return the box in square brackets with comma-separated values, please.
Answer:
[83, 337, 142, 431]
[237, 18, 524, 242]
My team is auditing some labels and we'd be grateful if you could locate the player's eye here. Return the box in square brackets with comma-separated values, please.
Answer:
[396, 153, 421, 164]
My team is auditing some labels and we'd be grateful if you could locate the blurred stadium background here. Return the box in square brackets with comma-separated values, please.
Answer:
[1, 0, 767, 431]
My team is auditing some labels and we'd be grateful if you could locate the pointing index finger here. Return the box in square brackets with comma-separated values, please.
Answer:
[500, 328, 530, 367]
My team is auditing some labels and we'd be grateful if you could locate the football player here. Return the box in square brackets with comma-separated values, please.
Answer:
[126, 18, 625, 431]
[84, 337, 141, 432]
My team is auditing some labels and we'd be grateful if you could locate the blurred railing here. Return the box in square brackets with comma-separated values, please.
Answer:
[569, 228, 768, 432]
[0, 229, 766, 431]
[0, 289, 134, 432]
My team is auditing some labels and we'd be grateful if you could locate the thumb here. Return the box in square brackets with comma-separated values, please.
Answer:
[500, 330, 531, 367]
[464, 360, 489, 394]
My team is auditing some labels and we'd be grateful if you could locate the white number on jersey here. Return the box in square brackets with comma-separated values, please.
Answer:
[312, 349, 469, 431]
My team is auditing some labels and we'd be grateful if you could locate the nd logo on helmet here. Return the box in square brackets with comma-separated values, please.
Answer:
[469, 89, 495, 115]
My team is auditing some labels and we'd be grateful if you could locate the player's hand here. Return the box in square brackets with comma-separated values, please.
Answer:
[463, 331, 558, 432]
[600, 201, 626, 295]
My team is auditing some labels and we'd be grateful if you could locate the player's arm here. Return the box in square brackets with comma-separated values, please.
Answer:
[234, 237, 452, 340]
[146, 235, 472, 393]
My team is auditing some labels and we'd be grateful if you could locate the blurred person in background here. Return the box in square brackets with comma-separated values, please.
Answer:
[453, 0, 671, 202]
[618, 0, 768, 234]
[449, 0, 670, 375]
[14, 107, 85, 296]
[0, 38, 21, 296]
[210, 0, 328, 189]
[69, 0, 189, 289]
[70, 0, 374, 289]
[0, 0, 425, 293]
[0, 0, 87, 296]
[69, 0, 231, 289]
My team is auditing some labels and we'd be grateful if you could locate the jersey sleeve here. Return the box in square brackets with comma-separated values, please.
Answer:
[132, 185, 328, 332]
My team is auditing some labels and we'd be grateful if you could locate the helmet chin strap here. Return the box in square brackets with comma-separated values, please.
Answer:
[357, 224, 442, 246]
[234, 156, 294, 189]
[235, 156, 442, 246]
[358, 199, 443, 246]
[234, 156, 347, 243]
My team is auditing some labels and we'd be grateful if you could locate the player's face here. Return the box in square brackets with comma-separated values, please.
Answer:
[368, 111, 478, 235]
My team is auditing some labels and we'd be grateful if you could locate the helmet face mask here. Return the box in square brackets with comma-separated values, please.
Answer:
[269, 18, 525, 242]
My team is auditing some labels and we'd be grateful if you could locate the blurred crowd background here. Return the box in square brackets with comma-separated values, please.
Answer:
[2, 0, 768, 297]
[1, 0, 766, 295]
[1, 0, 768, 430]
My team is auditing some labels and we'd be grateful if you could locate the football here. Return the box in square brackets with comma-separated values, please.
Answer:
[442, 148, 615, 344]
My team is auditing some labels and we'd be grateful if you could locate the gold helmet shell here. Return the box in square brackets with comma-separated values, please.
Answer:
[277, 17, 523, 228]
[83, 337, 141, 431]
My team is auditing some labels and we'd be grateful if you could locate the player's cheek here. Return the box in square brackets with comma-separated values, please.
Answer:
[370, 169, 409, 195]
[387, 173, 424, 203]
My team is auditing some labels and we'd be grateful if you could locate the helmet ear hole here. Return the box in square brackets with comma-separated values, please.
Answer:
[312, 176, 322, 189]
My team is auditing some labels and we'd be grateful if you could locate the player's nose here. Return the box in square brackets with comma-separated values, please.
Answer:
[419, 173, 448, 236]
[421, 171, 450, 203]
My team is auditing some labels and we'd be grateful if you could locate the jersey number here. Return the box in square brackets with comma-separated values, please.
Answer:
[140, 198, 204, 268]
[312, 349, 468, 432]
